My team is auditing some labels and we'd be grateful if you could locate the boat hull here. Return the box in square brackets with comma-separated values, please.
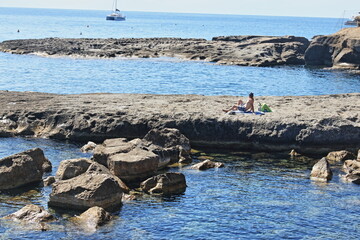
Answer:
[106, 16, 126, 21]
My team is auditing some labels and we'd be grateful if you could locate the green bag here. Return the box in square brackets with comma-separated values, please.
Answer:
[260, 103, 272, 112]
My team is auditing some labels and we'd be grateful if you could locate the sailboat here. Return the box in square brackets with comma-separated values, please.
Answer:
[106, 0, 126, 21]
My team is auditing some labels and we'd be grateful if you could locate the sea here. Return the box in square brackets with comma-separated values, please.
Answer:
[0, 7, 360, 239]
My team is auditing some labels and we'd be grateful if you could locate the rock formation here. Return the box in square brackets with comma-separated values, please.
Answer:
[310, 157, 333, 181]
[326, 150, 356, 164]
[305, 28, 360, 69]
[0, 91, 359, 154]
[343, 159, 360, 184]
[71, 206, 111, 232]
[93, 128, 191, 185]
[4, 204, 55, 223]
[49, 160, 124, 211]
[190, 159, 224, 170]
[0, 148, 51, 190]
[140, 172, 187, 195]
[0, 36, 309, 67]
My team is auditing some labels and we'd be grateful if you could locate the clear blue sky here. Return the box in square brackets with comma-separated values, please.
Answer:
[1, 0, 359, 18]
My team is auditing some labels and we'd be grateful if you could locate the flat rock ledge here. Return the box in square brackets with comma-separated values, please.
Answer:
[0, 91, 359, 154]
[0, 36, 309, 67]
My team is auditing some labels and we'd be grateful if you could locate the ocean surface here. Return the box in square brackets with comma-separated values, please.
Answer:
[0, 7, 360, 96]
[0, 7, 360, 239]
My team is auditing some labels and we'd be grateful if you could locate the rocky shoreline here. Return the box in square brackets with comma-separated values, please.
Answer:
[0, 35, 309, 67]
[0, 91, 359, 155]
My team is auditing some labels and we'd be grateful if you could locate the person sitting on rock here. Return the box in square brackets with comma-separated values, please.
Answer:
[223, 92, 255, 113]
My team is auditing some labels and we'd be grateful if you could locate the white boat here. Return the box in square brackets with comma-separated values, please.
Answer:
[106, 0, 126, 21]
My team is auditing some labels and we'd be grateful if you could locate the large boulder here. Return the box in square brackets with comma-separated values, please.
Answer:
[326, 150, 356, 164]
[140, 172, 187, 195]
[108, 147, 159, 184]
[0, 148, 51, 190]
[310, 157, 333, 181]
[49, 161, 124, 211]
[71, 206, 111, 232]
[55, 158, 129, 192]
[305, 28, 360, 69]
[143, 128, 192, 165]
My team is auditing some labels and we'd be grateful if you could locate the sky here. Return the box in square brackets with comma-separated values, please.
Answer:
[1, 0, 359, 18]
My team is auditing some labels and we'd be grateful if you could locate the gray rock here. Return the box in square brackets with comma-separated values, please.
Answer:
[342, 160, 360, 184]
[0, 148, 50, 190]
[140, 172, 186, 195]
[310, 157, 333, 181]
[49, 165, 123, 211]
[326, 150, 356, 164]
[358, 149, 360, 161]
[0, 36, 309, 67]
[4, 204, 55, 223]
[305, 28, 360, 69]
[108, 147, 159, 184]
[56, 158, 92, 180]
[190, 159, 224, 170]
[71, 206, 111, 232]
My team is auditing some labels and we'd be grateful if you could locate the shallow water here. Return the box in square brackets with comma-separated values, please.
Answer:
[1, 138, 360, 239]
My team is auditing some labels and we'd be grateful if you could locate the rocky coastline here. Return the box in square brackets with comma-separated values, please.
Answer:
[0, 91, 359, 155]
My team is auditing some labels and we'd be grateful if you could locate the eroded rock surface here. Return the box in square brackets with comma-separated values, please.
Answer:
[0, 148, 51, 190]
[0, 36, 309, 67]
[0, 91, 359, 154]
[326, 150, 356, 164]
[305, 28, 360, 69]
[4, 204, 55, 223]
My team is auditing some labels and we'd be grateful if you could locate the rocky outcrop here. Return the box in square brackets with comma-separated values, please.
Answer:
[190, 160, 224, 170]
[71, 206, 111, 232]
[49, 160, 124, 211]
[0, 91, 359, 155]
[0, 148, 51, 190]
[140, 173, 187, 195]
[310, 157, 333, 181]
[0, 36, 309, 67]
[93, 128, 191, 185]
[305, 28, 360, 69]
[4, 204, 55, 223]
[326, 150, 356, 164]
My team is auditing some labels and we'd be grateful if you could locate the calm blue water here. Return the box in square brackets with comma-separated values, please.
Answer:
[0, 7, 359, 96]
[1, 8, 360, 239]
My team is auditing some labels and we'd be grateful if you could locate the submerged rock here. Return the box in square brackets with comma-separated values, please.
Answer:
[140, 172, 187, 195]
[310, 157, 333, 181]
[190, 159, 224, 170]
[4, 204, 55, 223]
[0, 148, 51, 190]
[71, 206, 111, 232]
